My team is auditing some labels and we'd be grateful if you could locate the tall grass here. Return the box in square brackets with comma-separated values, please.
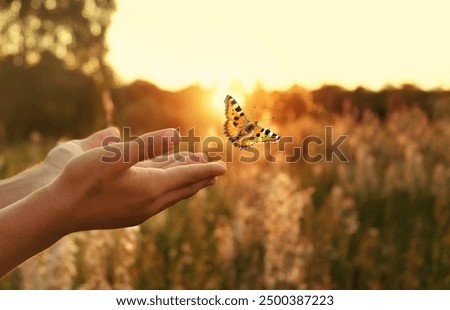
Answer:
[0, 87, 449, 289]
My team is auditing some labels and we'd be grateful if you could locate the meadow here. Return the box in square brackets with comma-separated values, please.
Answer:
[0, 84, 449, 289]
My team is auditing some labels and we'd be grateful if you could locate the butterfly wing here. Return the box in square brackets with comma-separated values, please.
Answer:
[223, 95, 281, 149]
[223, 95, 251, 144]
[240, 125, 281, 148]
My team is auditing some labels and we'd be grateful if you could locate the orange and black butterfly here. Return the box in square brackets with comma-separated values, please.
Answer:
[223, 95, 281, 149]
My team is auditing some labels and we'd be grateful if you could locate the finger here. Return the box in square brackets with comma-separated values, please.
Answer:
[126, 161, 224, 201]
[157, 161, 226, 193]
[136, 152, 207, 169]
[81, 127, 121, 151]
[146, 177, 216, 216]
[164, 153, 208, 168]
[115, 159, 221, 203]
[102, 128, 180, 171]
[206, 177, 217, 186]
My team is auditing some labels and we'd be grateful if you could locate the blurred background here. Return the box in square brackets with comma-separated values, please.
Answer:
[0, 0, 449, 289]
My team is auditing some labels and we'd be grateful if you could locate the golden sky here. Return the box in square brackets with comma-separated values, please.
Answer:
[106, 0, 450, 91]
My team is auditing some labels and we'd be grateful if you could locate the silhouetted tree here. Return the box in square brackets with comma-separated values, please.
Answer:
[272, 86, 311, 123]
[0, 0, 116, 142]
[312, 85, 347, 114]
[0, 52, 99, 141]
[0, 0, 115, 86]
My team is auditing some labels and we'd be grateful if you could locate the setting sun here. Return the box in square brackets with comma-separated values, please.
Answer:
[1, 0, 449, 292]
[209, 82, 248, 118]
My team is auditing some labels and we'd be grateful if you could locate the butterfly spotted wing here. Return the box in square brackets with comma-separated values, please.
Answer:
[223, 95, 281, 149]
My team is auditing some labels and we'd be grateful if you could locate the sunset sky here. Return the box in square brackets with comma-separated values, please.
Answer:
[106, 0, 450, 91]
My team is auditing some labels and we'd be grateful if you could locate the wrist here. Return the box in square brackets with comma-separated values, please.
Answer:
[0, 163, 54, 209]
[46, 171, 89, 235]
[39, 181, 75, 237]
[0, 182, 70, 277]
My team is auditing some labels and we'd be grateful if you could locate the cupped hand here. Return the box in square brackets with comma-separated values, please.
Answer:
[49, 128, 227, 233]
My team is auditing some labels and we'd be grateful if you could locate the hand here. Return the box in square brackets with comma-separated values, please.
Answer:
[0, 128, 226, 277]
[49, 128, 226, 233]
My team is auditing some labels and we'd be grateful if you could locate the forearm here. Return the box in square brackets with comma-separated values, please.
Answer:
[0, 183, 67, 278]
[0, 163, 54, 209]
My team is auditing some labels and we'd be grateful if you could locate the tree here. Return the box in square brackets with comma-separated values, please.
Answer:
[0, 0, 116, 142]
[0, 0, 116, 86]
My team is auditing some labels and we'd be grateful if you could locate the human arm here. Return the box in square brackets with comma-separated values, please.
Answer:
[0, 128, 226, 277]
[0, 127, 121, 209]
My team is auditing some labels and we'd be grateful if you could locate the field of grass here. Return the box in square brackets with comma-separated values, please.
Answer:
[0, 86, 449, 289]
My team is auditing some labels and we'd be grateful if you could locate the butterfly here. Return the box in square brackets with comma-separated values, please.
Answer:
[223, 95, 281, 149]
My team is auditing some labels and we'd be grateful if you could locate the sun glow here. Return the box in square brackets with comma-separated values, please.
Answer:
[107, 0, 450, 91]
[209, 82, 247, 119]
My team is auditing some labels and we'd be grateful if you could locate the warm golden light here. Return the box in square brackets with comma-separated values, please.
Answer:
[209, 82, 247, 118]
[107, 0, 450, 90]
